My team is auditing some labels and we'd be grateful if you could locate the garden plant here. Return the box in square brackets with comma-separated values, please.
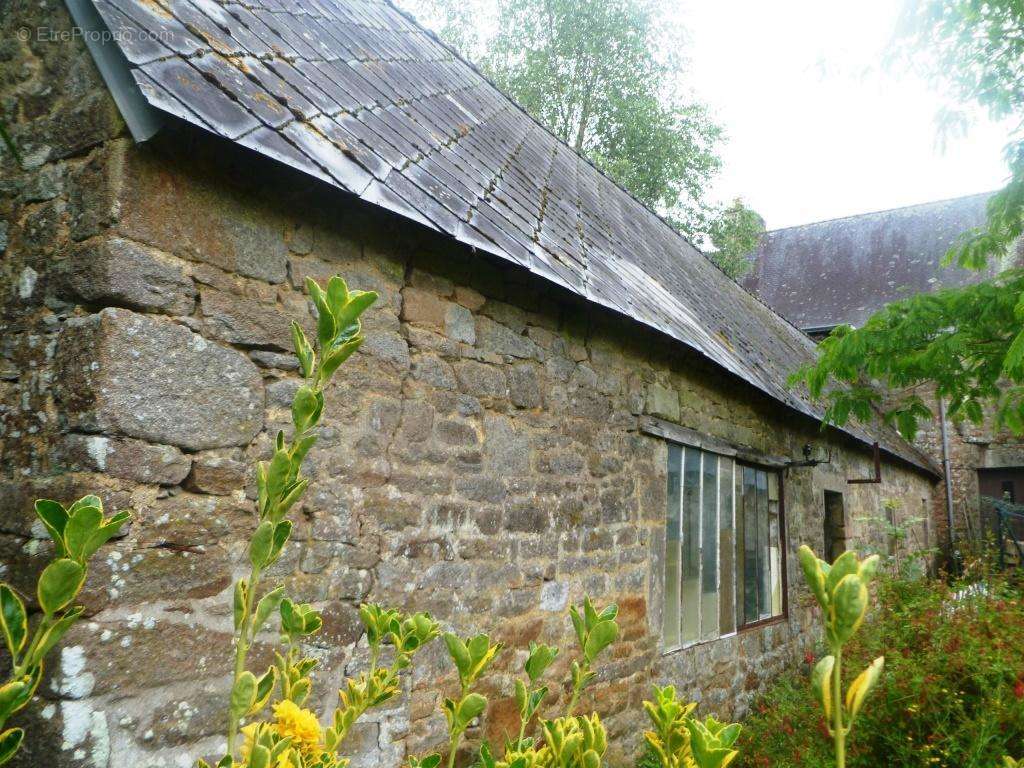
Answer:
[200, 275, 385, 767]
[797, 546, 884, 768]
[851, 499, 934, 579]
[737, 553, 1024, 768]
[643, 685, 741, 768]
[0, 495, 131, 764]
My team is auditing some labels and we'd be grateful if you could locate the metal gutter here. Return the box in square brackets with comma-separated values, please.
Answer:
[63, 0, 163, 142]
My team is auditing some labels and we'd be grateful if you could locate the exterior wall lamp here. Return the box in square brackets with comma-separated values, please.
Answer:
[787, 443, 834, 468]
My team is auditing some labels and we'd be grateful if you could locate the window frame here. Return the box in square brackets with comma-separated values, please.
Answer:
[734, 461, 788, 633]
[661, 441, 789, 654]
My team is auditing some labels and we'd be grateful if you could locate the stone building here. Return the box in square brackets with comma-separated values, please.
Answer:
[0, 1, 938, 766]
[745, 194, 1024, 547]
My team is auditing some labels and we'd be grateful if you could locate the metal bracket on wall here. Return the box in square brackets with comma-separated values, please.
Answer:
[847, 441, 882, 484]
[785, 443, 833, 469]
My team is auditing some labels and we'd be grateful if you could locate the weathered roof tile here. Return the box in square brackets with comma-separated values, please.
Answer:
[141, 57, 261, 139]
[237, 55, 319, 119]
[281, 119, 373, 191]
[239, 125, 334, 183]
[310, 114, 390, 178]
[107, 0, 206, 56]
[94, 0, 172, 64]
[164, 0, 246, 56]
[195, 0, 277, 55]
[219, 4, 298, 57]
[744, 193, 1001, 332]
[190, 53, 291, 128]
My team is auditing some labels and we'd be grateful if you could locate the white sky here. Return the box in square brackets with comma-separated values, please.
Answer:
[402, 0, 1017, 230]
[674, 0, 1016, 229]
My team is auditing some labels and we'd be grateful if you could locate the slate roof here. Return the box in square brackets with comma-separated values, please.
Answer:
[81, 0, 938, 474]
[743, 193, 1002, 332]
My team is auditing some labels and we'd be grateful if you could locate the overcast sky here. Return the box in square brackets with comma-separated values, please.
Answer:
[676, 0, 1016, 229]
[401, 0, 1017, 231]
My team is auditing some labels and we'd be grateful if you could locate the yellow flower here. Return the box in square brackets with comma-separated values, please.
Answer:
[239, 722, 296, 767]
[240, 722, 262, 762]
[272, 748, 296, 768]
[272, 699, 323, 755]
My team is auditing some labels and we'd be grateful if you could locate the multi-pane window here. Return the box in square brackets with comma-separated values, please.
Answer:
[663, 444, 784, 650]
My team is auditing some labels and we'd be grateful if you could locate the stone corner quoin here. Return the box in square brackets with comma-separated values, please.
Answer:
[54, 307, 265, 451]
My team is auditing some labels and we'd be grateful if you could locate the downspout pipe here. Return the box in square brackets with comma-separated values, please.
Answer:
[939, 397, 956, 547]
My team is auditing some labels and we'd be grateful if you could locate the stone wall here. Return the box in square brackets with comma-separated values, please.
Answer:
[0, 5, 936, 767]
[906, 385, 1024, 549]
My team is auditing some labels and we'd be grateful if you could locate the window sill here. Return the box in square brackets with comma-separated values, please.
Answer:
[661, 632, 737, 656]
[737, 614, 788, 633]
[660, 614, 787, 657]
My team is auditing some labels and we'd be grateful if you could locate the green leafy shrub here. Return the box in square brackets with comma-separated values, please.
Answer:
[635, 747, 662, 768]
[470, 597, 623, 768]
[442, 630, 502, 767]
[798, 546, 884, 768]
[736, 568, 1024, 768]
[853, 498, 935, 580]
[200, 275, 390, 768]
[643, 684, 740, 768]
[0, 495, 130, 764]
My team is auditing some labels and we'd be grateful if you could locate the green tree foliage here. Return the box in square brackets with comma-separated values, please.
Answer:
[792, 0, 1024, 438]
[484, 0, 720, 229]
[398, 0, 763, 277]
[705, 199, 765, 279]
[893, 0, 1024, 272]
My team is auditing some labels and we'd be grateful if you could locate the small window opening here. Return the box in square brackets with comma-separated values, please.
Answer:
[823, 490, 846, 563]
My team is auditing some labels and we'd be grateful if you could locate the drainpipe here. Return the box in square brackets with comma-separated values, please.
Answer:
[939, 397, 956, 546]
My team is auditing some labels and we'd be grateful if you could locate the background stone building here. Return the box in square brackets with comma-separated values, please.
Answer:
[0, 1, 938, 766]
[745, 194, 1024, 547]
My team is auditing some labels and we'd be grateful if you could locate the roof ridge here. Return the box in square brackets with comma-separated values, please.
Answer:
[765, 189, 996, 235]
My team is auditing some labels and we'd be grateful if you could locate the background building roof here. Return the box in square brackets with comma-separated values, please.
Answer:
[80, 0, 937, 473]
[743, 192, 1000, 333]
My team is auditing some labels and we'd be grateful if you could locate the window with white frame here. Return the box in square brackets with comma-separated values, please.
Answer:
[663, 443, 785, 650]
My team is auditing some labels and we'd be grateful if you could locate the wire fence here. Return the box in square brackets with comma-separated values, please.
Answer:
[984, 497, 1024, 569]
